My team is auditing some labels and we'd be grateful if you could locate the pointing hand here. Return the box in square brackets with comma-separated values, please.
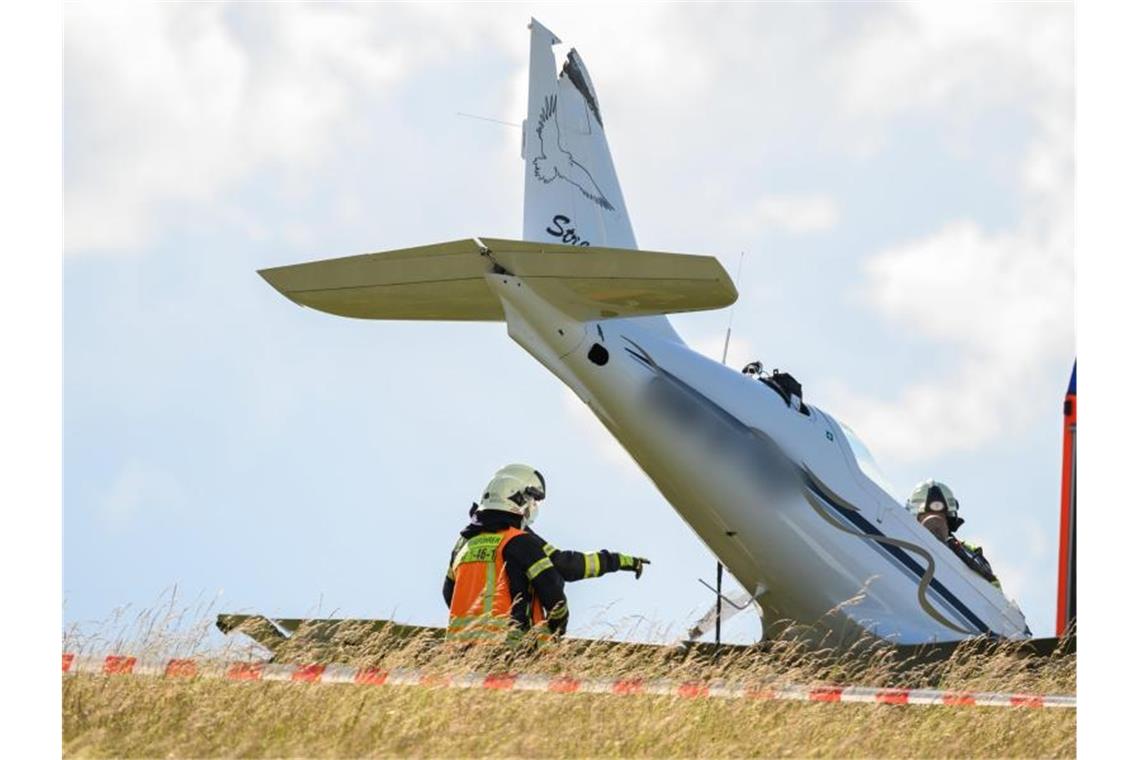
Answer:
[619, 555, 651, 579]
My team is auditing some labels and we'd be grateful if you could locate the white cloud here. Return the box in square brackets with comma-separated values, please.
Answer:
[834, 214, 1072, 463]
[832, 4, 1072, 153]
[735, 194, 839, 236]
[70, 12, 1068, 454]
[826, 4, 1073, 463]
[63, 3, 517, 254]
[64, 1, 1074, 469]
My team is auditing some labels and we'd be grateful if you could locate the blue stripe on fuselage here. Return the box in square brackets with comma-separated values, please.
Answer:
[802, 476, 993, 636]
[620, 337, 993, 637]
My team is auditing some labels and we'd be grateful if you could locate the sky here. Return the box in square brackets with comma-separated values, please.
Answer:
[64, 2, 1073, 645]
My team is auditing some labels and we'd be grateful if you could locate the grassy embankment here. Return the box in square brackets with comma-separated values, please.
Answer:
[62, 615, 1076, 758]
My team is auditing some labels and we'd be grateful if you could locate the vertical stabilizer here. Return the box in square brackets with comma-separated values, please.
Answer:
[523, 19, 637, 250]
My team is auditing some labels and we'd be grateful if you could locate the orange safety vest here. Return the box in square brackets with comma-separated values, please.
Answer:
[447, 527, 548, 642]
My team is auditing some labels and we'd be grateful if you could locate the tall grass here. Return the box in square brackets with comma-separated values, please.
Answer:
[62, 599, 1075, 758]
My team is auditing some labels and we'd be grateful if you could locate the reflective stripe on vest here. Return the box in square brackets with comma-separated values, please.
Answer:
[447, 527, 547, 641]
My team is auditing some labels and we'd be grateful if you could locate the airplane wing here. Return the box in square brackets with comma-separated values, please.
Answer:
[216, 613, 1074, 664]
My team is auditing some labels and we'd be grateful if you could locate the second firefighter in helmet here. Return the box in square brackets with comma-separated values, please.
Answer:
[907, 479, 962, 543]
[443, 464, 650, 641]
[907, 479, 1000, 588]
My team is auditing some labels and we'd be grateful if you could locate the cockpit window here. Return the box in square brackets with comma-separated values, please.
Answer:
[837, 421, 899, 501]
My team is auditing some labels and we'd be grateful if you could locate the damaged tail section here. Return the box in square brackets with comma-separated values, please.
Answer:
[522, 19, 681, 342]
[259, 22, 725, 333]
[523, 19, 636, 250]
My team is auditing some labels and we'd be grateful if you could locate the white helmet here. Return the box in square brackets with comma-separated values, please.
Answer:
[907, 479, 961, 523]
[478, 464, 547, 528]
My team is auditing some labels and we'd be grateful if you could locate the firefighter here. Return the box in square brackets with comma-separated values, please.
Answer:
[443, 464, 649, 643]
[907, 479, 1001, 588]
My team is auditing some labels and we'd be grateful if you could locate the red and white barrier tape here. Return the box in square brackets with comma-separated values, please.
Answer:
[61, 653, 1075, 710]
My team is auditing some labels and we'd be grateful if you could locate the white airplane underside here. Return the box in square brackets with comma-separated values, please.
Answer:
[260, 19, 1031, 645]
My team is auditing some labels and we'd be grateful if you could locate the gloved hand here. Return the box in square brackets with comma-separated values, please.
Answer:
[618, 554, 651, 579]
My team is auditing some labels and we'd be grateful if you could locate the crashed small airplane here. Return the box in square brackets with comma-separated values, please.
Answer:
[255, 19, 1044, 648]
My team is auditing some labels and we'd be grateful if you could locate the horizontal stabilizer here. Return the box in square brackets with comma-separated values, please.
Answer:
[259, 237, 737, 322]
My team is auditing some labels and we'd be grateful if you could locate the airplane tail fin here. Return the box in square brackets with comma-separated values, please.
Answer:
[259, 237, 736, 322]
[260, 24, 738, 332]
[523, 19, 636, 250]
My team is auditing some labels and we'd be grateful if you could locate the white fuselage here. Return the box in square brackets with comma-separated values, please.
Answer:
[490, 273, 1029, 645]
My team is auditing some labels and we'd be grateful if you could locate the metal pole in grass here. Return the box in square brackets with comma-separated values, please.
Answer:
[714, 251, 745, 651]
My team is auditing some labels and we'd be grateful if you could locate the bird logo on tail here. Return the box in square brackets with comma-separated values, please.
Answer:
[532, 95, 615, 212]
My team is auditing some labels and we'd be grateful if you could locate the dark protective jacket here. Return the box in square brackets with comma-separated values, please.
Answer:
[949, 537, 1001, 588]
[442, 508, 628, 635]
